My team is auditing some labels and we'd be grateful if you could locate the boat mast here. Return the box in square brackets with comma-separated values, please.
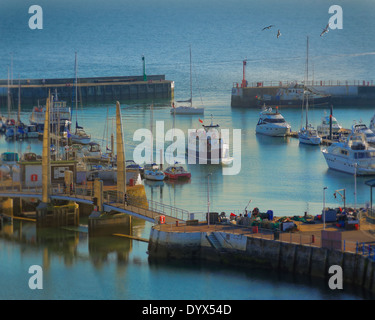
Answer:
[7, 67, 10, 120]
[189, 45, 192, 107]
[75, 52, 78, 132]
[305, 36, 309, 129]
[150, 102, 153, 162]
[17, 78, 21, 124]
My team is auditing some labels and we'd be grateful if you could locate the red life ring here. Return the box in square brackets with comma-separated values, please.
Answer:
[159, 215, 165, 224]
[31, 174, 38, 182]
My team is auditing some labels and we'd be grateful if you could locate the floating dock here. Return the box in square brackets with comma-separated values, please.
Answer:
[0, 75, 174, 107]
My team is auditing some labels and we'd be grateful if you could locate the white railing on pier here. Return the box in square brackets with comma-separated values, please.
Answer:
[233, 80, 375, 88]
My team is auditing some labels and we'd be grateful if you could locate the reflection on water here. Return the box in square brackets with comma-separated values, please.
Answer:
[0, 216, 145, 270]
[148, 257, 373, 300]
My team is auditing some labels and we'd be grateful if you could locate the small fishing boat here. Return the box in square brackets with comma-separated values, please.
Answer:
[144, 163, 165, 181]
[259, 85, 331, 108]
[164, 163, 191, 180]
[317, 113, 342, 138]
[255, 105, 291, 137]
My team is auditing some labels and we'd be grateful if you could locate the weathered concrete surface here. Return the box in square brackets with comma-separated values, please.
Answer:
[148, 226, 375, 292]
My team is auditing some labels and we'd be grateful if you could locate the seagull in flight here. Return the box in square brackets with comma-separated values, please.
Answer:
[277, 29, 281, 38]
[262, 25, 275, 31]
[320, 23, 331, 37]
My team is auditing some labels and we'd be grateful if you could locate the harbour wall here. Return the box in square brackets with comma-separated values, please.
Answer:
[231, 85, 375, 108]
[0, 75, 174, 107]
[148, 227, 375, 292]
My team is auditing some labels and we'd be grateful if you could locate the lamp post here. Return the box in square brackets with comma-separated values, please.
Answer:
[354, 163, 358, 226]
[323, 187, 328, 230]
[354, 163, 358, 211]
[207, 173, 212, 226]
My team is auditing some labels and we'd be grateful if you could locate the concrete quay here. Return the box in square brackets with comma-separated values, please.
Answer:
[148, 218, 375, 292]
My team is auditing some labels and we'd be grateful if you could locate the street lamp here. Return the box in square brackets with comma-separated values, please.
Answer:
[354, 163, 358, 211]
[323, 187, 328, 230]
[354, 163, 358, 227]
[207, 173, 212, 226]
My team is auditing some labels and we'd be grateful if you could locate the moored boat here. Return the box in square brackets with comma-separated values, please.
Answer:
[170, 46, 204, 116]
[144, 163, 165, 181]
[317, 114, 342, 138]
[259, 84, 331, 108]
[353, 123, 375, 145]
[255, 106, 291, 137]
[164, 163, 191, 180]
[322, 127, 375, 175]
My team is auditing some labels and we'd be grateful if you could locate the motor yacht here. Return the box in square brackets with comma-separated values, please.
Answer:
[255, 106, 291, 137]
[322, 127, 375, 175]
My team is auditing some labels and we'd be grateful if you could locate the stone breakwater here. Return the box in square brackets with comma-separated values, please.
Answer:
[148, 227, 375, 292]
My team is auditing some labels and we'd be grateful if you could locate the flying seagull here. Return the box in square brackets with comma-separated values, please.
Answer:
[320, 23, 330, 37]
[277, 29, 281, 38]
[262, 25, 275, 31]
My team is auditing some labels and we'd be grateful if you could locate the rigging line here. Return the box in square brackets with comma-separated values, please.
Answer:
[193, 61, 204, 107]
[146, 51, 375, 69]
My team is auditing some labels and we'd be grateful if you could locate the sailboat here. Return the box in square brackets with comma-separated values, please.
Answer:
[170, 46, 204, 115]
[4, 68, 17, 139]
[70, 53, 91, 145]
[298, 37, 321, 146]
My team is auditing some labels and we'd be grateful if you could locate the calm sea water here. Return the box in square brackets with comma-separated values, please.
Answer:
[1, 0, 375, 300]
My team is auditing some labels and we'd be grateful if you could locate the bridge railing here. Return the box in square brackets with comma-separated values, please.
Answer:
[0, 181, 190, 221]
[148, 200, 189, 221]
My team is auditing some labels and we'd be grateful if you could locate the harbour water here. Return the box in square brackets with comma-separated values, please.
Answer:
[1, 0, 375, 300]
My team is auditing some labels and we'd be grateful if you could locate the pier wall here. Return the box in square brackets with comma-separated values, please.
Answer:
[148, 227, 375, 292]
[231, 85, 375, 108]
[0, 75, 174, 107]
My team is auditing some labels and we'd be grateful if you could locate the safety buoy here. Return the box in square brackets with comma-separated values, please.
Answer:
[31, 174, 38, 182]
[159, 215, 166, 224]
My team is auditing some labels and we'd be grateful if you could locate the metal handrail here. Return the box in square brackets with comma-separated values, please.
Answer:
[233, 79, 375, 88]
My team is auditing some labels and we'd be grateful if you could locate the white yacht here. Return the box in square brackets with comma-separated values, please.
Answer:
[187, 115, 229, 164]
[255, 106, 291, 137]
[317, 114, 342, 138]
[322, 128, 375, 175]
[353, 123, 375, 145]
